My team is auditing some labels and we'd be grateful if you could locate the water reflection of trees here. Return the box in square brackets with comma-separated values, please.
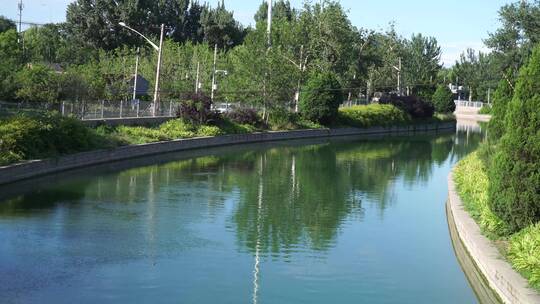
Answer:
[0, 130, 485, 255]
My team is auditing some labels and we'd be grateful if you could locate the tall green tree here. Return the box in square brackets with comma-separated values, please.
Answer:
[254, 0, 294, 22]
[488, 45, 540, 233]
[453, 49, 497, 101]
[200, 2, 245, 49]
[403, 33, 442, 97]
[15, 65, 60, 103]
[432, 85, 455, 113]
[0, 29, 23, 100]
[485, 1, 540, 77]
[65, 0, 244, 50]
[487, 74, 515, 140]
[0, 16, 16, 34]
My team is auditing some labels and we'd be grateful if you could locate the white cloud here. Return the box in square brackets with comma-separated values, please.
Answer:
[441, 41, 491, 67]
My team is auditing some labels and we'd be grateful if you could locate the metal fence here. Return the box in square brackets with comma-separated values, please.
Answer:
[0, 100, 181, 120]
[454, 100, 491, 108]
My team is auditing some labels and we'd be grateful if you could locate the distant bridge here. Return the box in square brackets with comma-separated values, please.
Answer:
[454, 100, 491, 122]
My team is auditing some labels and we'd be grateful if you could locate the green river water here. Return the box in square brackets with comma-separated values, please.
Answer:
[0, 128, 485, 303]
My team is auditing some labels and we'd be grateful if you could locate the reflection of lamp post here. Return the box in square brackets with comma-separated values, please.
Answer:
[252, 155, 265, 304]
[119, 22, 164, 116]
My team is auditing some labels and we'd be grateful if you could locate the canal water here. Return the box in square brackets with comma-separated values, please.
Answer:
[0, 129, 484, 304]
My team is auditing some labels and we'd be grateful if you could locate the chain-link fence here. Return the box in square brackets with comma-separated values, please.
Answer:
[0, 100, 181, 120]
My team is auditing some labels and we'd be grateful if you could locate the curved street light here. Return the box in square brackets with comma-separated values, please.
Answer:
[119, 22, 164, 116]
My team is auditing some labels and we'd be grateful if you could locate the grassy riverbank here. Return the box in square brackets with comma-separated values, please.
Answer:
[0, 104, 455, 167]
[454, 152, 540, 290]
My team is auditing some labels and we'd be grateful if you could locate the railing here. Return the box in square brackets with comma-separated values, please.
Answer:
[454, 100, 491, 108]
[1, 100, 181, 120]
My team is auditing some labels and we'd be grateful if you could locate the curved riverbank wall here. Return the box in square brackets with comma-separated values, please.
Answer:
[0, 122, 454, 186]
[447, 172, 540, 304]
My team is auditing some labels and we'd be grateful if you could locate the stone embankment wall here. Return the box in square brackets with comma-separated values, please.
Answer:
[0, 123, 454, 185]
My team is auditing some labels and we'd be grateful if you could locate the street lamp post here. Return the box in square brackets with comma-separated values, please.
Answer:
[119, 22, 165, 117]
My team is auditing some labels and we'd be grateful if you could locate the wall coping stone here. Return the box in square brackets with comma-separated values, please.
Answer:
[447, 171, 540, 304]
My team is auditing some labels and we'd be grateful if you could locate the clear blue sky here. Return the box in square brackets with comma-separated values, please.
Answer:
[0, 0, 514, 66]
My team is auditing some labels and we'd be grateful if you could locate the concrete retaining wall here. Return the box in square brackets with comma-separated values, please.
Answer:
[447, 172, 540, 304]
[0, 122, 454, 186]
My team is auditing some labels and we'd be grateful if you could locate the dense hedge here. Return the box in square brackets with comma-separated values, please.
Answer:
[487, 78, 514, 140]
[0, 113, 109, 166]
[338, 104, 410, 128]
[299, 72, 343, 124]
[488, 46, 540, 233]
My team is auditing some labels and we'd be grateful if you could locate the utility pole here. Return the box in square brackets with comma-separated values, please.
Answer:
[17, 0, 24, 46]
[267, 0, 273, 47]
[393, 57, 402, 95]
[456, 76, 460, 100]
[195, 61, 200, 94]
[211, 44, 218, 102]
[293, 45, 304, 112]
[152, 24, 165, 117]
[132, 48, 140, 101]
[348, 73, 356, 105]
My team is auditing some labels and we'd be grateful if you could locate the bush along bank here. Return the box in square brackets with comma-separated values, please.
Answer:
[452, 45, 540, 292]
[0, 72, 454, 167]
[454, 152, 540, 291]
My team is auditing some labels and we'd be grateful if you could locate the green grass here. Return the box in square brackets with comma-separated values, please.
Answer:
[454, 152, 540, 291]
[338, 104, 411, 128]
[508, 223, 540, 290]
[454, 152, 507, 238]
[104, 119, 229, 145]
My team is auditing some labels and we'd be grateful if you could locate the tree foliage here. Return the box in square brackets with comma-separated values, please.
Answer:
[65, 0, 244, 50]
[0, 29, 22, 100]
[488, 45, 540, 233]
[0, 16, 16, 34]
[432, 85, 455, 113]
[487, 75, 515, 140]
[15, 65, 60, 103]
[485, 1, 540, 76]
[299, 72, 343, 124]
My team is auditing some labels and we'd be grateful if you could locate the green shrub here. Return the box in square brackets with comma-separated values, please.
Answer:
[508, 223, 540, 290]
[197, 125, 223, 137]
[215, 118, 258, 134]
[224, 107, 261, 126]
[454, 152, 507, 237]
[115, 126, 168, 144]
[299, 72, 343, 124]
[0, 113, 109, 165]
[159, 119, 197, 138]
[488, 46, 540, 233]
[176, 93, 218, 125]
[432, 85, 455, 113]
[479, 106, 492, 115]
[338, 104, 410, 128]
[268, 107, 298, 130]
[488, 78, 514, 140]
